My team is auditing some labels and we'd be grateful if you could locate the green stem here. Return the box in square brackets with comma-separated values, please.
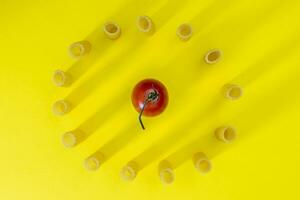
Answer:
[139, 99, 148, 130]
[138, 90, 159, 130]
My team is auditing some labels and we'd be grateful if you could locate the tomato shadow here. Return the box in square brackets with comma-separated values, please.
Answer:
[162, 71, 300, 174]
[189, 0, 285, 65]
[231, 34, 300, 87]
[62, 0, 238, 114]
[123, 65, 299, 175]
[142, 0, 284, 99]
[150, 0, 190, 31]
[190, 0, 239, 36]
[61, 3, 190, 112]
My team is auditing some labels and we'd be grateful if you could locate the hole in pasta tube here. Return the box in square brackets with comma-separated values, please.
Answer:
[193, 152, 212, 174]
[215, 126, 236, 143]
[61, 129, 85, 148]
[103, 22, 121, 40]
[204, 49, 222, 64]
[120, 161, 139, 181]
[222, 84, 243, 100]
[52, 70, 72, 87]
[84, 152, 106, 171]
[52, 100, 71, 116]
[68, 41, 91, 59]
[61, 132, 77, 148]
[176, 23, 193, 41]
[158, 160, 174, 184]
[84, 157, 100, 171]
[137, 15, 155, 34]
[160, 168, 174, 184]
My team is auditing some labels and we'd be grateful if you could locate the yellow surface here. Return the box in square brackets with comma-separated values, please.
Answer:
[1, 0, 300, 199]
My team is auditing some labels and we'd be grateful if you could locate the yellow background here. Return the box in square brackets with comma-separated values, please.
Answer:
[1, 0, 300, 199]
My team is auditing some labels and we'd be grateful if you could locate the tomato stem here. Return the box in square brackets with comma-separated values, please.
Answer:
[139, 99, 148, 130]
[138, 90, 159, 130]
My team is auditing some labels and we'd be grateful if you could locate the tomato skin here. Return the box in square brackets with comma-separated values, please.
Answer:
[131, 79, 168, 117]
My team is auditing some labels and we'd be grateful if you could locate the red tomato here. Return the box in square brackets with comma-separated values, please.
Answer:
[131, 79, 168, 129]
